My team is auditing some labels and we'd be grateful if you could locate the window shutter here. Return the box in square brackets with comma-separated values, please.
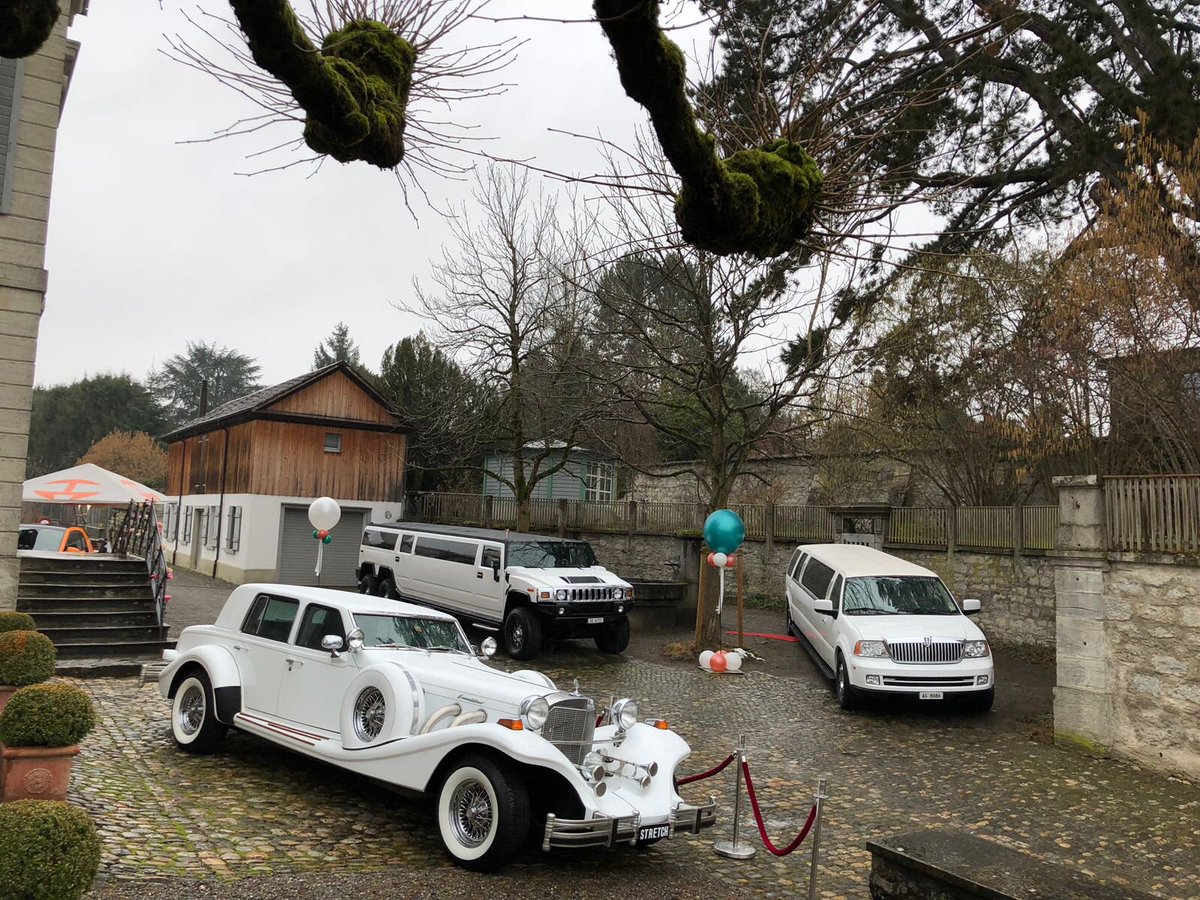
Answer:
[0, 57, 24, 215]
[227, 506, 241, 552]
[183, 508, 193, 543]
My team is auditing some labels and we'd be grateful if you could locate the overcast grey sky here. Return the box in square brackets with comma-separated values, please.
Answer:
[37, 2, 710, 388]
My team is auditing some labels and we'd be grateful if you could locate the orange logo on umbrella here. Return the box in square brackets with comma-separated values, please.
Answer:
[34, 479, 101, 502]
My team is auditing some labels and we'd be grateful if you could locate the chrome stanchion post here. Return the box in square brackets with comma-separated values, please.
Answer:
[714, 734, 756, 859]
[807, 775, 828, 900]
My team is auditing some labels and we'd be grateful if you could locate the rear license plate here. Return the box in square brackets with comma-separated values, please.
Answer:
[638, 825, 669, 843]
[919, 691, 944, 700]
[587, 616, 604, 624]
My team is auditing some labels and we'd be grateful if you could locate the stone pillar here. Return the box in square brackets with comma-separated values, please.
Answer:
[0, 8, 83, 611]
[675, 536, 701, 627]
[1052, 474, 1112, 756]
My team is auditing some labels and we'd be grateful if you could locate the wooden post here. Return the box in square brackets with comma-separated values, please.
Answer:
[1012, 500, 1023, 567]
[694, 549, 707, 649]
[483, 495, 494, 530]
[764, 502, 775, 558]
[626, 499, 637, 552]
[557, 499, 568, 537]
[736, 556, 745, 647]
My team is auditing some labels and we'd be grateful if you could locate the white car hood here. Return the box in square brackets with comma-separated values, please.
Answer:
[377, 654, 555, 709]
[508, 566, 631, 588]
[844, 614, 985, 643]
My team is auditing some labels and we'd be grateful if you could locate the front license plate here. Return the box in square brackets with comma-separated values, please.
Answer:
[638, 825, 669, 843]
[587, 616, 604, 624]
[919, 691, 944, 700]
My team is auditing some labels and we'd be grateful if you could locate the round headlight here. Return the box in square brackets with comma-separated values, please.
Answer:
[612, 588, 625, 600]
[519, 695, 550, 731]
[612, 698, 638, 730]
[555, 589, 568, 601]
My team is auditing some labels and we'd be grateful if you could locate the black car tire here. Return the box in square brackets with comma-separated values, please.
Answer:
[835, 654, 860, 711]
[376, 577, 397, 600]
[594, 617, 631, 654]
[504, 607, 543, 660]
[358, 571, 379, 595]
[437, 754, 530, 871]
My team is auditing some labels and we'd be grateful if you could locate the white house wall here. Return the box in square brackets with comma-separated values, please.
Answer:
[165, 493, 403, 584]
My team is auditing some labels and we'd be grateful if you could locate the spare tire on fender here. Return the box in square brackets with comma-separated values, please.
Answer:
[340, 665, 425, 749]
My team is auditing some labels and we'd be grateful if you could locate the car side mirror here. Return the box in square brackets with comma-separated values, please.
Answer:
[813, 598, 836, 617]
[491, 560, 501, 582]
[321, 634, 344, 657]
[962, 598, 981, 615]
[479, 636, 498, 658]
[346, 628, 365, 652]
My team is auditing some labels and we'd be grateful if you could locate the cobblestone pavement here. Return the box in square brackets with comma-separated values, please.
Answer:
[74, 642, 1199, 899]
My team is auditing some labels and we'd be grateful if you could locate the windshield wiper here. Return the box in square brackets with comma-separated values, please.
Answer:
[426, 646, 468, 654]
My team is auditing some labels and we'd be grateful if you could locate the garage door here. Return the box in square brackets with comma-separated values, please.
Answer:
[278, 506, 367, 587]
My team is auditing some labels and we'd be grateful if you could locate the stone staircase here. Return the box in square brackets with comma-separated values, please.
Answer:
[17, 555, 174, 675]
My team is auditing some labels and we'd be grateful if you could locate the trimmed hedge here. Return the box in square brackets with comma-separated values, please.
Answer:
[0, 800, 100, 900]
[0, 682, 95, 747]
[0, 630, 56, 686]
[0, 611, 36, 634]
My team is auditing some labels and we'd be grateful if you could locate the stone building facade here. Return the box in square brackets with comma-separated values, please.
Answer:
[0, 2, 87, 611]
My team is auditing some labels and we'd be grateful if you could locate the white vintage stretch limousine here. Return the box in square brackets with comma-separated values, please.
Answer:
[155, 584, 714, 870]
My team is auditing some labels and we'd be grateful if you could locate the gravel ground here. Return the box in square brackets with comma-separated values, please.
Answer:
[72, 574, 1199, 899]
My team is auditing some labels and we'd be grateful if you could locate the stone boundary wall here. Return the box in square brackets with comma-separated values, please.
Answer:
[584, 532, 1055, 650]
[1098, 558, 1200, 777]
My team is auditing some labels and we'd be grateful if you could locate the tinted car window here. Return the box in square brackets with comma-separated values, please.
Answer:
[414, 536, 477, 565]
[398, 534, 414, 553]
[481, 546, 502, 570]
[843, 577, 959, 616]
[64, 529, 88, 551]
[294, 604, 347, 650]
[790, 553, 808, 582]
[361, 529, 398, 550]
[507, 540, 597, 568]
[800, 559, 835, 599]
[242, 595, 300, 642]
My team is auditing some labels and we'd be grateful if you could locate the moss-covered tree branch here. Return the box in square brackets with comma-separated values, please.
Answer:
[228, 1, 415, 168]
[593, 0, 822, 257]
[0, 0, 59, 59]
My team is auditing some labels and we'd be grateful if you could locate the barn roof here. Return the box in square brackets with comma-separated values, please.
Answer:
[160, 362, 405, 441]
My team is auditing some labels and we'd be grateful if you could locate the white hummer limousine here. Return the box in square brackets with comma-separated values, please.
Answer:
[357, 523, 634, 660]
[156, 585, 714, 871]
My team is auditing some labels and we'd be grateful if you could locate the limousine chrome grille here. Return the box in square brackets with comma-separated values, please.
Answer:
[543, 696, 596, 766]
[887, 641, 963, 664]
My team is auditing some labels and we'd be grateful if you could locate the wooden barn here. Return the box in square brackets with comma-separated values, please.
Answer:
[161, 362, 407, 586]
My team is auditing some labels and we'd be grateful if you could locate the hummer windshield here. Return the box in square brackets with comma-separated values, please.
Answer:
[507, 540, 597, 568]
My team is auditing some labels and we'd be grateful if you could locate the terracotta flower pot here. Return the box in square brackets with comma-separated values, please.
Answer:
[0, 744, 80, 802]
[0, 686, 16, 716]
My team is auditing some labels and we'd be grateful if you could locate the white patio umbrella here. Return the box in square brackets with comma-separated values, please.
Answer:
[22, 463, 167, 505]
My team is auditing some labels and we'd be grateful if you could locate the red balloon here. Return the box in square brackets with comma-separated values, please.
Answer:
[707, 552, 717, 567]
[725, 554, 737, 568]
[709, 650, 728, 673]
[318, 529, 330, 539]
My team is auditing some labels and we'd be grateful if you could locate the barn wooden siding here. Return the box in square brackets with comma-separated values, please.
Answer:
[266, 370, 395, 425]
[167, 421, 406, 501]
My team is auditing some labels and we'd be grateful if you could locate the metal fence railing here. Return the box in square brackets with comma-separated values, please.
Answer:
[1105, 475, 1200, 553]
[410, 493, 1060, 553]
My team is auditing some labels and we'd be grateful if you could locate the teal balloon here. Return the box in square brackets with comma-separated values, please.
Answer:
[704, 509, 745, 554]
[322, 534, 333, 545]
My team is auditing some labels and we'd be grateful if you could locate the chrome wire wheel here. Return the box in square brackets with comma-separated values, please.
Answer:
[177, 683, 205, 736]
[353, 687, 386, 742]
[449, 778, 493, 848]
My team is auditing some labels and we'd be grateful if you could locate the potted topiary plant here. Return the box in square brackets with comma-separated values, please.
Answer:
[0, 799, 101, 900]
[0, 628, 56, 714]
[0, 682, 95, 802]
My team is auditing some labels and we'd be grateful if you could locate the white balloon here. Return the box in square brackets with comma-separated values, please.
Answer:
[712, 552, 728, 568]
[308, 496, 342, 531]
[725, 652, 743, 672]
[698, 650, 714, 670]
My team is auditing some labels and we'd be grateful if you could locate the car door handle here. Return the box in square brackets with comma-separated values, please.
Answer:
[476, 571, 484, 579]
[231, 644, 246, 652]
[285, 658, 303, 669]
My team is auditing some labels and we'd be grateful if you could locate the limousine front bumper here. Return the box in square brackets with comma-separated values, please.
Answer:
[846, 655, 993, 694]
[536, 598, 632, 621]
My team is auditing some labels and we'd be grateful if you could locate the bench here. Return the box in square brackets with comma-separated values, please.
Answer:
[867, 829, 1156, 900]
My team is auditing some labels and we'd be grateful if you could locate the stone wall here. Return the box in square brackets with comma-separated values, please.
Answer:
[583, 530, 1055, 649]
[1099, 558, 1200, 777]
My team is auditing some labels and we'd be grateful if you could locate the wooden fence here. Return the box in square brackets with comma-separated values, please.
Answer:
[1105, 475, 1200, 553]
[411, 493, 1059, 553]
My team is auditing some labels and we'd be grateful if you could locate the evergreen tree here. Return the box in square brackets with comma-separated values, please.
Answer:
[146, 342, 262, 428]
[313, 321, 363, 370]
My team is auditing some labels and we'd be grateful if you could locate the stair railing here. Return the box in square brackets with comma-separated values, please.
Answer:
[111, 500, 169, 627]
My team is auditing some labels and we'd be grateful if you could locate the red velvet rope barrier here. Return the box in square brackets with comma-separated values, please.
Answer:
[741, 760, 818, 856]
[676, 753, 736, 785]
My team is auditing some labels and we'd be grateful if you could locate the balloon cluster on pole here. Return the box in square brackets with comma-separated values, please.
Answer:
[308, 497, 342, 578]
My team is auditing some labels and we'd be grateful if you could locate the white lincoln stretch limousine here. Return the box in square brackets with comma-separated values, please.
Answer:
[154, 585, 715, 870]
